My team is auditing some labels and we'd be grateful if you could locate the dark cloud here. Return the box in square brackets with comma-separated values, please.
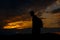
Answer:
[0, 0, 57, 21]
[51, 8, 60, 13]
[0, 0, 56, 9]
[0, 0, 19, 9]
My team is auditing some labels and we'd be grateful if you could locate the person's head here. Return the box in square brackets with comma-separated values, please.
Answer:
[29, 11, 34, 16]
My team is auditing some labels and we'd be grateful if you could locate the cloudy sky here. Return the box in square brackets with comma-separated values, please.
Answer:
[0, 0, 57, 28]
[0, 0, 56, 19]
[0, 0, 56, 9]
[0, 0, 57, 34]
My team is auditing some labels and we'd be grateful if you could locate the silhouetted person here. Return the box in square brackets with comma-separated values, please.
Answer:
[30, 11, 43, 34]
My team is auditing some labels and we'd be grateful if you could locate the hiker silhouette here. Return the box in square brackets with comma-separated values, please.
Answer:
[30, 11, 43, 33]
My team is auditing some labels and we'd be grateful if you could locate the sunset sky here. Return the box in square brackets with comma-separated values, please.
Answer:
[0, 0, 56, 28]
[0, 0, 60, 35]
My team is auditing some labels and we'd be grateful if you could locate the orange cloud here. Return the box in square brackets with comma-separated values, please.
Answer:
[3, 15, 32, 29]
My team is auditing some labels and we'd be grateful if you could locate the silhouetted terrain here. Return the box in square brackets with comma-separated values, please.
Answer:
[0, 28, 32, 35]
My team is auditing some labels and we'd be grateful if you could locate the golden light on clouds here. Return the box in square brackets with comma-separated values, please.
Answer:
[3, 15, 32, 29]
[38, 0, 60, 28]
[3, 20, 32, 29]
[40, 12, 60, 28]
